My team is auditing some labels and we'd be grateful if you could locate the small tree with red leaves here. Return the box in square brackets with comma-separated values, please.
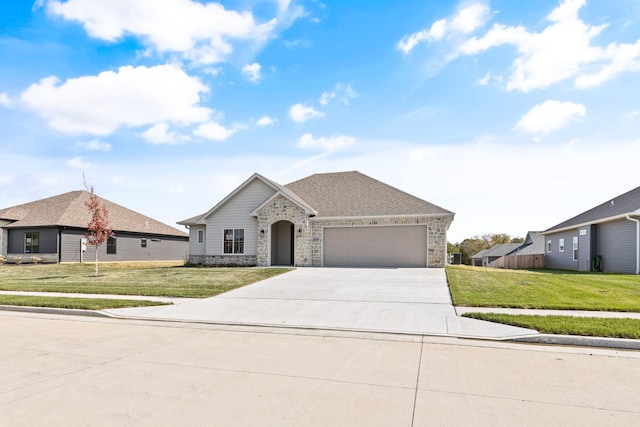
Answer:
[83, 178, 113, 277]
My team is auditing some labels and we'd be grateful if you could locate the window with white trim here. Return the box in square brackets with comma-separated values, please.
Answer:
[559, 238, 565, 252]
[572, 236, 578, 261]
[223, 229, 244, 254]
[197, 229, 204, 244]
[547, 240, 552, 253]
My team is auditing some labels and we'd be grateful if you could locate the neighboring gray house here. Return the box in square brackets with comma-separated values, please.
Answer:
[178, 171, 455, 268]
[504, 231, 545, 257]
[0, 191, 189, 264]
[543, 186, 640, 274]
[470, 243, 521, 267]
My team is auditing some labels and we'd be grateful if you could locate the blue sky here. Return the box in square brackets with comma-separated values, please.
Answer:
[1, 0, 639, 242]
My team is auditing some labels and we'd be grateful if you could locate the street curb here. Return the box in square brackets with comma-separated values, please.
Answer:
[509, 334, 640, 350]
[2, 305, 638, 350]
[0, 305, 113, 318]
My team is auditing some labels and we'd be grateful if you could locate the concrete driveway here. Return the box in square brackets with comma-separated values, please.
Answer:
[106, 268, 536, 339]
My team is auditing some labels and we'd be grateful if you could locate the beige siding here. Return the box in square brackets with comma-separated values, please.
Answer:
[204, 179, 276, 256]
[323, 225, 427, 267]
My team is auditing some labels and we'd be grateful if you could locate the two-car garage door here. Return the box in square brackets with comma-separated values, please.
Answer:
[323, 226, 427, 267]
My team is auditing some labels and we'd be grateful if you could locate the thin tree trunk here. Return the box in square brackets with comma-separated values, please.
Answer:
[94, 246, 99, 277]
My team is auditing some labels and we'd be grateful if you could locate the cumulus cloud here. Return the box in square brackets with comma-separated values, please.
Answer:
[20, 64, 211, 135]
[45, 0, 297, 65]
[319, 83, 357, 106]
[289, 103, 324, 123]
[256, 115, 276, 126]
[398, 2, 490, 54]
[457, 0, 640, 91]
[296, 133, 355, 154]
[76, 139, 112, 151]
[66, 156, 91, 169]
[0, 93, 11, 107]
[242, 62, 261, 83]
[516, 100, 586, 136]
[143, 123, 189, 144]
[193, 121, 238, 141]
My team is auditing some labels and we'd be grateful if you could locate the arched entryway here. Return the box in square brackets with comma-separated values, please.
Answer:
[271, 220, 294, 266]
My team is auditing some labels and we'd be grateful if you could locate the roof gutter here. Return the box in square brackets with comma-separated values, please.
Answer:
[626, 210, 640, 275]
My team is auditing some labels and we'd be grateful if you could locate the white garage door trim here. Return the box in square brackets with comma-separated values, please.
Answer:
[323, 225, 427, 267]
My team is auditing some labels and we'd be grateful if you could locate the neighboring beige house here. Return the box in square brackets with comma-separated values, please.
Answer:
[179, 171, 455, 268]
[0, 191, 188, 264]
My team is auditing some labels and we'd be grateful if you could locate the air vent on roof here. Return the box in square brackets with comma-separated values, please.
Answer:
[610, 200, 615, 206]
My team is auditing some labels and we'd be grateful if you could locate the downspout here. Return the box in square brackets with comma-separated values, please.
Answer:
[626, 214, 640, 275]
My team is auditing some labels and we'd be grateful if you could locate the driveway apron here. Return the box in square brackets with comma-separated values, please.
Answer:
[105, 268, 536, 339]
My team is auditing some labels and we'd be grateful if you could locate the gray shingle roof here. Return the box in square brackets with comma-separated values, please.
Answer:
[545, 186, 640, 233]
[0, 191, 187, 237]
[471, 243, 521, 259]
[285, 171, 454, 218]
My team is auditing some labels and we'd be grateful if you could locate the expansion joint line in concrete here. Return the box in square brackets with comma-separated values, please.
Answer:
[411, 336, 424, 427]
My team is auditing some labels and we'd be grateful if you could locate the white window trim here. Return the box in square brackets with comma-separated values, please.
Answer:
[197, 229, 205, 244]
[547, 240, 552, 253]
[223, 228, 245, 255]
[572, 236, 579, 261]
[559, 238, 565, 253]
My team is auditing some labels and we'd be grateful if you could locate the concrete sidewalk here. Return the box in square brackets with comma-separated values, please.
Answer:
[102, 268, 538, 340]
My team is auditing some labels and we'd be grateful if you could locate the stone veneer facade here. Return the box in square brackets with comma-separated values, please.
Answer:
[256, 195, 312, 267]
[253, 194, 449, 268]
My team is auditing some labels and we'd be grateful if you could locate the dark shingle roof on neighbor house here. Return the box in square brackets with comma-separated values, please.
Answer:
[285, 171, 454, 218]
[0, 191, 187, 237]
[471, 243, 522, 259]
[545, 186, 640, 233]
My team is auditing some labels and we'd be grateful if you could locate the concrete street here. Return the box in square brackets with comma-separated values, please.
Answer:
[1, 311, 639, 426]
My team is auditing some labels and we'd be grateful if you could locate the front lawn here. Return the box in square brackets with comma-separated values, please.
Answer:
[0, 262, 292, 298]
[464, 312, 640, 340]
[446, 265, 640, 312]
[0, 295, 167, 310]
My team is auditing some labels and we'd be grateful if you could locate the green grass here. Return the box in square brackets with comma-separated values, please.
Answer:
[446, 265, 640, 312]
[463, 312, 640, 340]
[0, 295, 167, 310]
[0, 262, 293, 298]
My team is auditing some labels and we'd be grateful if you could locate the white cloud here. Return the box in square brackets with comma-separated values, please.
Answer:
[457, 0, 640, 91]
[256, 115, 276, 126]
[297, 133, 355, 154]
[318, 91, 335, 107]
[398, 2, 490, 54]
[20, 64, 211, 135]
[516, 100, 586, 136]
[46, 0, 291, 65]
[143, 123, 189, 144]
[476, 72, 490, 86]
[193, 121, 237, 141]
[0, 93, 11, 107]
[289, 103, 324, 123]
[242, 62, 261, 83]
[76, 139, 112, 151]
[319, 83, 357, 106]
[66, 156, 91, 169]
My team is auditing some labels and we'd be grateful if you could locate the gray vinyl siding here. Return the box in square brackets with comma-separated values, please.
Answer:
[545, 229, 581, 270]
[598, 219, 637, 274]
[61, 230, 188, 262]
[203, 179, 276, 256]
[188, 225, 206, 256]
[7, 228, 57, 254]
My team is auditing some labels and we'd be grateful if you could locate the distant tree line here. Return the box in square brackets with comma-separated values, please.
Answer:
[448, 233, 524, 265]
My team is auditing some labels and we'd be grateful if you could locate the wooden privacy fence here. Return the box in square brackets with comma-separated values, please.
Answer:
[489, 254, 545, 269]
